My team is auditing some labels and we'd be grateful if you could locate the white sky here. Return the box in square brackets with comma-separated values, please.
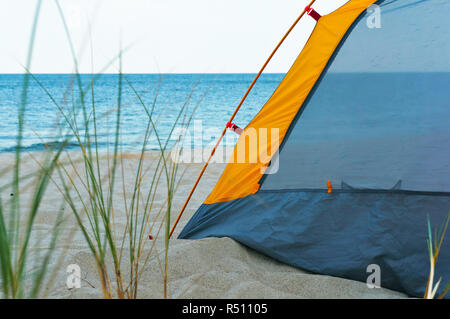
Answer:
[0, 0, 348, 73]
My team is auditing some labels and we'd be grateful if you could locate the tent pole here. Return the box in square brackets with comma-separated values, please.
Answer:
[169, 0, 316, 238]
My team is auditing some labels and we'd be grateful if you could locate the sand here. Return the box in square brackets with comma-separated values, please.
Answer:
[0, 150, 407, 299]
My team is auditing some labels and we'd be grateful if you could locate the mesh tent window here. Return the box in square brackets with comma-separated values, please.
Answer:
[261, 0, 450, 192]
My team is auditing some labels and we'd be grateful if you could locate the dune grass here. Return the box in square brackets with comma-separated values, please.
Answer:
[0, 0, 69, 298]
[424, 212, 450, 299]
[48, 69, 198, 298]
[1, 0, 201, 299]
[26, 59, 198, 298]
[48, 2, 203, 298]
[29, 43, 198, 300]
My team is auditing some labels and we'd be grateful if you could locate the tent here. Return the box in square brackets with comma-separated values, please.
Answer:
[178, 0, 450, 298]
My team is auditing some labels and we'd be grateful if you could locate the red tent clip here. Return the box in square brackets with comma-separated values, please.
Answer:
[305, 6, 321, 21]
[226, 122, 243, 135]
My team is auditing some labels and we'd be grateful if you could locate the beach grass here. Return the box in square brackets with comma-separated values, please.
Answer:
[47, 68, 197, 298]
[424, 212, 450, 299]
[0, 0, 69, 298]
[1, 0, 200, 299]
[55, 0, 206, 298]
[31, 5, 199, 296]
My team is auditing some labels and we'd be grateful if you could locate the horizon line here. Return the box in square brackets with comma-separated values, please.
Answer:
[0, 72, 287, 75]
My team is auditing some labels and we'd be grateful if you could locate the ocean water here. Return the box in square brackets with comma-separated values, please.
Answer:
[2, 73, 449, 154]
[0, 73, 283, 152]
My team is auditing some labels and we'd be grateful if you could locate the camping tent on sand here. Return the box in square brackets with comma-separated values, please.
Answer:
[177, 0, 450, 298]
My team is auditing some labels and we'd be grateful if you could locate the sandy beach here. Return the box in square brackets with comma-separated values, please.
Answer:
[0, 150, 407, 299]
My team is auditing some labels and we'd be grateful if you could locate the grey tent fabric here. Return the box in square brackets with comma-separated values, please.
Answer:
[179, 190, 450, 298]
[180, 0, 450, 298]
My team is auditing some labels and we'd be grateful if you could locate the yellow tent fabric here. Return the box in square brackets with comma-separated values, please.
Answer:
[205, 0, 378, 204]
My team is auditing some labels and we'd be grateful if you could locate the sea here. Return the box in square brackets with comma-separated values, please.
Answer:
[2, 72, 449, 154]
[0, 73, 283, 152]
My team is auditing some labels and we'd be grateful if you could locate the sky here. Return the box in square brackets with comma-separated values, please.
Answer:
[0, 0, 348, 73]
